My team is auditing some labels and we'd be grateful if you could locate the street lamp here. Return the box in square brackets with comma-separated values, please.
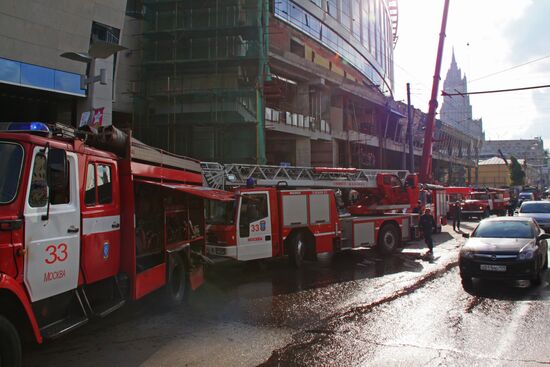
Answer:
[61, 41, 126, 128]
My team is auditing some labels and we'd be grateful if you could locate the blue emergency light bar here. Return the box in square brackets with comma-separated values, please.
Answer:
[0, 122, 50, 134]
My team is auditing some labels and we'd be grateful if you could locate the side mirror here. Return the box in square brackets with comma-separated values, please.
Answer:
[47, 148, 67, 190]
[538, 233, 550, 241]
[462, 233, 470, 238]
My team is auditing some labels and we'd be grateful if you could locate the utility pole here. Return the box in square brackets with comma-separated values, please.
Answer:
[406, 83, 414, 172]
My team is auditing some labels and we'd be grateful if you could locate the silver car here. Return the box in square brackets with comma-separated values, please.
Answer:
[518, 201, 550, 231]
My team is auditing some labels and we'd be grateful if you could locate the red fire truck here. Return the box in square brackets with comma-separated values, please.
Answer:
[202, 163, 422, 266]
[445, 186, 472, 219]
[460, 188, 510, 219]
[0, 123, 231, 365]
[419, 184, 449, 233]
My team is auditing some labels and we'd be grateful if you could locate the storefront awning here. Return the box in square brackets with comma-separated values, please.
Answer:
[135, 179, 234, 202]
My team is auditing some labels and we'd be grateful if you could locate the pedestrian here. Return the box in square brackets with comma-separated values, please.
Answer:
[453, 200, 462, 232]
[419, 208, 436, 255]
[507, 197, 517, 216]
[412, 200, 422, 214]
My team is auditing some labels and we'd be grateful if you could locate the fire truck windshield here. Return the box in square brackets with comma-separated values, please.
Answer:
[470, 193, 489, 200]
[206, 200, 235, 225]
[0, 142, 24, 204]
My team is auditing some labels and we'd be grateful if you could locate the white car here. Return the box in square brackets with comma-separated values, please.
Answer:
[518, 201, 550, 231]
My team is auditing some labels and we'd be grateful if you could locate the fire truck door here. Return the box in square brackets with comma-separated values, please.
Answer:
[23, 148, 81, 302]
[236, 192, 273, 260]
[81, 161, 120, 284]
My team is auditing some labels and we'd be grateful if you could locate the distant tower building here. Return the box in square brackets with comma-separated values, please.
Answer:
[439, 50, 484, 185]
[440, 50, 484, 140]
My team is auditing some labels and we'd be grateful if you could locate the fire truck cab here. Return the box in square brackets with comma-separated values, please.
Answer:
[461, 189, 509, 219]
[0, 123, 226, 365]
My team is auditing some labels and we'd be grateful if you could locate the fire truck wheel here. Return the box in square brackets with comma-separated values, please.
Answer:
[288, 233, 306, 268]
[0, 315, 22, 367]
[164, 254, 188, 305]
[377, 224, 400, 255]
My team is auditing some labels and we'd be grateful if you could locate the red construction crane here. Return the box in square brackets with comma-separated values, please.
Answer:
[419, 0, 451, 183]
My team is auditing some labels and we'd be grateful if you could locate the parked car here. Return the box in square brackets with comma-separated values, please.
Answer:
[518, 201, 550, 232]
[517, 191, 535, 206]
[459, 217, 549, 291]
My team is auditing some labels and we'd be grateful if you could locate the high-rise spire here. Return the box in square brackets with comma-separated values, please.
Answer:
[451, 47, 456, 67]
[440, 49, 483, 139]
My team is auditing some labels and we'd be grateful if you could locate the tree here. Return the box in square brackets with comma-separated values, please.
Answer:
[509, 156, 525, 186]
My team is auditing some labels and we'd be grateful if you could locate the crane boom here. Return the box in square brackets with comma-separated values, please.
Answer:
[419, 0, 451, 183]
[498, 149, 509, 167]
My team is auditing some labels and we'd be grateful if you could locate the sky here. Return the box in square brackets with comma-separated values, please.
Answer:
[393, 0, 550, 149]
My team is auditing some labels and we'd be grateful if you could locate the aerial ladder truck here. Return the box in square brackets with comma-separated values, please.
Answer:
[201, 162, 424, 267]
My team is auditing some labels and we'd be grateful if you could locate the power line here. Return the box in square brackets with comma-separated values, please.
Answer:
[469, 54, 550, 83]
[442, 84, 550, 96]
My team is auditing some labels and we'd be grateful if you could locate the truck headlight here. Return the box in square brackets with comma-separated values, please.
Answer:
[479, 206, 484, 210]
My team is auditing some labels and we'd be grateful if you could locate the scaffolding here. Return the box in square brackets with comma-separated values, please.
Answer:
[134, 0, 269, 163]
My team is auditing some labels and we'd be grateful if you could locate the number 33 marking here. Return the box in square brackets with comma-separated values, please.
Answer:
[45, 243, 68, 264]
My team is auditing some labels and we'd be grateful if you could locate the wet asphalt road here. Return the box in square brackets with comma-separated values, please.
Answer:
[23, 220, 550, 366]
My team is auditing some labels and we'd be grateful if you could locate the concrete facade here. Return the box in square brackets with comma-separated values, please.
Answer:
[0, 0, 482, 185]
[0, 0, 127, 126]
[480, 138, 546, 166]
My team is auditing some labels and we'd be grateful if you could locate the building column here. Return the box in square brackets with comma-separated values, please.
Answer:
[467, 142, 472, 185]
[295, 137, 312, 166]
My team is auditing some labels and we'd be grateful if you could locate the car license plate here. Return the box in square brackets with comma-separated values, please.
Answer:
[480, 264, 506, 272]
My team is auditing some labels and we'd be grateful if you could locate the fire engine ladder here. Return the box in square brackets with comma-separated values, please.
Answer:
[201, 162, 409, 190]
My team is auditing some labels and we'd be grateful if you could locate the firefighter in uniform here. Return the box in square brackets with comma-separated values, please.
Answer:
[420, 208, 436, 255]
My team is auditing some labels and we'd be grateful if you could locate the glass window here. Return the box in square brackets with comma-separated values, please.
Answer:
[362, 6, 369, 50]
[50, 158, 70, 205]
[341, 0, 351, 30]
[290, 3, 305, 25]
[369, 0, 376, 57]
[91, 21, 120, 44]
[241, 194, 268, 223]
[327, 0, 337, 18]
[310, 0, 321, 7]
[29, 153, 48, 208]
[470, 193, 489, 200]
[20, 63, 54, 90]
[97, 164, 112, 204]
[0, 58, 21, 84]
[275, 0, 289, 17]
[54, 70, 85, 96]
[473, 220, 534, 239]
[239, 193, 268, 238]
[520, 202, 550, 214]
[352, 0, 361, 40]
[0, 142, 24, 204]
[273, 0, 391, 95]
[206, 200, 235, 225]
[85, 164, 96, 206]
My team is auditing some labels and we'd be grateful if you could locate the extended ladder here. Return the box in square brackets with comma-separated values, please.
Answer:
[201, 162, 409, 190]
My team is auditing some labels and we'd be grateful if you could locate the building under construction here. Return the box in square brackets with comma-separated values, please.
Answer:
[129, 0, 480, 182]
